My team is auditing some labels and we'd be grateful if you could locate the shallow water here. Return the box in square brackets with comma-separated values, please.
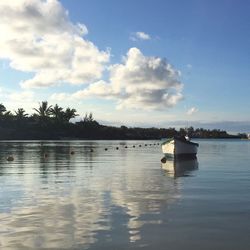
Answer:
[0, 140, 249, 249]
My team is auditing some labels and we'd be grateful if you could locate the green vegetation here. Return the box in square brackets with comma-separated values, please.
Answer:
[0, 102, 246, 140]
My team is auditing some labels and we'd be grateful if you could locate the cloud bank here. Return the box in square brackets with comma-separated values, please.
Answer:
[63, 47, 184, 110]
[0, 0, 110, 88]
[1, 1, 184, 111]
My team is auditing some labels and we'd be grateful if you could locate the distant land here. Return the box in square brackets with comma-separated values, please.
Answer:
[0, 102, 247, 140]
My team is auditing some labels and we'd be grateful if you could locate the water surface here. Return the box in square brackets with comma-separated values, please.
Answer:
[0, 140, 249, 249]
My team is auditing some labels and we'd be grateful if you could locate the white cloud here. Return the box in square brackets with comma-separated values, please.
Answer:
[0, 0, 110, 88]
[50, 92, 71, 101]
[72, 80, 119, 100]
[0, 87, 34, 101]
[9, 90, 34, 102]
[1, 90, 37, 113]
[0, 1, 184, 112]
[187, 107, 198, 115]
[69, 47, 184, 110]
[130, 31, 151, 41]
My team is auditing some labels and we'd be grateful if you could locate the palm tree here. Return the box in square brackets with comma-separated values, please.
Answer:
[50, 104, 64, 120]
[15, 108, 28, 120]
[0, 103, 6, 116]
[33, 101, 52, 118]
[64, 108, 78, 122]
[88, 112, 93, 122]
[83, 112, 94, 122]
[0, 104, 13, 124]
[2, 110, 14, 123]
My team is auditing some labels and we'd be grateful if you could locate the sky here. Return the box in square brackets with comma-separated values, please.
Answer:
[0, 0, 250, 132]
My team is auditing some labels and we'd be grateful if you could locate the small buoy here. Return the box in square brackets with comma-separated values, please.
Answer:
[139, 145, 141, 147]
[44, 153, 48, 158]
[90, 149, 94, 152]
[70, 151, 75, 155]
[105, 148, 108, 151]
[145, 144, 147, 146]
[7, 155, 14, 161]
[125, 146, 128, 148]
[161, 157, 167, 163]
[116, 147, 119, 150]
[133, 145, 135, 148]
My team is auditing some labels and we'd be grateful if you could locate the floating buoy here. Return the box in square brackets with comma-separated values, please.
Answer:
[125, 146, 128, 148]
[139, 145, 141, 147]
[116, 147, 119, 150]
[133, 145, 135, 148]
[70, 151, 75, 155]
[6, 155, 14, 161]
[145, 144, 147, 146]
[43, 153, 48, 158]
[105, 148, 108, 151]
[161, 157, 167, 163]
[90, 149, 94, 152]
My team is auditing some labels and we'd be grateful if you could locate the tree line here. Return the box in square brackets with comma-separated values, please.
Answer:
[0, 101, 245, 140]
[0, 102, 77, 123]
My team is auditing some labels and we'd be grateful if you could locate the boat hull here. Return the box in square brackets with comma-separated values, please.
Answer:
[162, 138, 198, 159]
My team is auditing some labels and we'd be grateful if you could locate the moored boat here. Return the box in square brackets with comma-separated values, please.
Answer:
[161, 136, 199, 159]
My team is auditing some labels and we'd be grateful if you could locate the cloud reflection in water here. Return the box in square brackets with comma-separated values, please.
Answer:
[0, 141, 182, 249]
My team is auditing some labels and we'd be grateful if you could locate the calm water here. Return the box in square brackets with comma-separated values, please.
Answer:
[0, 140, 249, 250]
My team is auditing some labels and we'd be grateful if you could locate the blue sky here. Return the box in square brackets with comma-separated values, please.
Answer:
[0, 0, 250, 132]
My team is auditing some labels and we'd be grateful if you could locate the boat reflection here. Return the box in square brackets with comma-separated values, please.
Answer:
[161, 157, 198, 177]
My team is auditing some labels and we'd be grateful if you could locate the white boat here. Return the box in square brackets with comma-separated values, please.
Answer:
[161, 136, 199, 158]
